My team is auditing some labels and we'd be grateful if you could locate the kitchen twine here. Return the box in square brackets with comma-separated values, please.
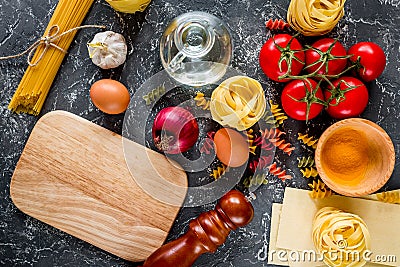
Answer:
[0, 24, 106, 67]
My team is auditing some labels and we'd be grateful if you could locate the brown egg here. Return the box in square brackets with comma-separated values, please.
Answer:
[214, 128, 249, 167]
[90, 79, 130, 114]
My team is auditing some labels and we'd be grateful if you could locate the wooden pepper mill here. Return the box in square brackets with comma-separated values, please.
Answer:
[142, 190, 254, 267]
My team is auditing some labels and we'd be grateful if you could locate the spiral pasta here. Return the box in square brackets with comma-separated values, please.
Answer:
[297, 156, 315, 168]
[260, 128, 285, 139]
[243, 174, 268, 188]
[261, 111, 277, 126]
[270, 139, 295, 156]
[199, 137, 214, 155]
[268, 162, 292, 181]
[269, 100, 288, 125]
[308, 179, 333, 199]
[249, 155, 274, 173]
[254, 136, 275, 151]
[312, 207, 371, 267]
[376, 191, 400, 204]
[300, 167, 319, 178]
[143, 84, 165, 105]
[260, 128, 295, 155]
[245, 129, 257, 155]
[210, 164, 227, 180]
[298, 133, 319, 149]
[245, 129, 255, 140]
[287, 0, 346, 36]
[248, 141, 257, 155]
[265, 18, 289, 31]
[248, 142, 257, 155]
[210, 76, 266, 131]
[194, 92, 210, 110]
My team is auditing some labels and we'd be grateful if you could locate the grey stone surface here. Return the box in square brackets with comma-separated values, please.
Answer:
[1, 0, 399, 266]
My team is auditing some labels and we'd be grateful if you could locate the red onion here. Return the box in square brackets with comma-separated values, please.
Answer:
[152, 106, 199, 154]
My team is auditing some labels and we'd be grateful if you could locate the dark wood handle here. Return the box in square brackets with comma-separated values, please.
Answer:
[142, 190, 254, 267]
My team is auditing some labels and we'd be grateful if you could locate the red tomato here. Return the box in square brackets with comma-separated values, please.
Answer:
[259, 34, 305, 82]
[281, 79, 325, 121]
[348, 42, 386, 82]
[325, 76, 369, 119]
[305, 38, 347, 77]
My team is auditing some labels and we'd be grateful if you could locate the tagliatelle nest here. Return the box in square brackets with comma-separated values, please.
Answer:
[312, 207, 371, 267]
[287, 0, 346, 36]
[210, 76, 266, 131]
[105, 0, 151, 13]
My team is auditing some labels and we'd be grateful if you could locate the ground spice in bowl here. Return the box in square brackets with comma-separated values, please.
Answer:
[315, 118, 395, 197]
[321, 128, 370, 185]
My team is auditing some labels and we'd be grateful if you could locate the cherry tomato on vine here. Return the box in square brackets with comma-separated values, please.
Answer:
[305, 38, 348, 78]
[348, 42, 386, 82]
[325, 76, 369, 119]
[259, 34, 305, 82]
[281, 78, 325, 121]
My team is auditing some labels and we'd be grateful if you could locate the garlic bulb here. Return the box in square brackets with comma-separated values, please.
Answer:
[87, 31, 127, 69]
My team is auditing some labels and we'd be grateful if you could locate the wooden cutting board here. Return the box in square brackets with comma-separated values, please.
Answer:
[10, 111, 188, 262]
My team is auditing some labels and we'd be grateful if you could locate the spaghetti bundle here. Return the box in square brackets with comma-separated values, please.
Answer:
[8, 0, 95, 115]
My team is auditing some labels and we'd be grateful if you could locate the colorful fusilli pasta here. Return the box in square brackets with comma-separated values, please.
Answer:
[270, 139, 295, 156]
[260, 128, 285, 139]
[253, 136, 275, 151]
[210, 164, 227, 180]
[265, 18, 289, 30]
[298, 133, 318, 149]
[300, 167, 319, 178]
[260, 128, 295, 155]
[199, 131, 215, 154]
[297, 156, 315, 168]
[193, 92, 210, 110]
[268, 162, 292, 182]
[199, 137, 214, 155]
[308, 179, 333, 199]
[245, 129, 255, 140]
[261, 110, 277, 126]
[245, 129, 257, 155]
[376, 191, 400, 204]
[143, 84, 166, 105]
[243, 174, 268, 188]
[249, 155, 274, 173]
[269, 100, 288, 125]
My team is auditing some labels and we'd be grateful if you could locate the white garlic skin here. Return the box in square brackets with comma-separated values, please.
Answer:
[87, 31, 127, 69]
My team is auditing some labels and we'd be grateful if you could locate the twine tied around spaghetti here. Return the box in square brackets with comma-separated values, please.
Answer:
[0, 24, 106, 67]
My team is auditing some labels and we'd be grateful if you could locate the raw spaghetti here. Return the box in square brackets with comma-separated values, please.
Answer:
[8, 0, 96, 115]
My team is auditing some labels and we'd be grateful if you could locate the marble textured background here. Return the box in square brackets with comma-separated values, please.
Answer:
[1, 0, 399, 266]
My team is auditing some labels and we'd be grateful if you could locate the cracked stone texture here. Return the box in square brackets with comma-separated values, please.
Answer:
[1, 0, 399, 266]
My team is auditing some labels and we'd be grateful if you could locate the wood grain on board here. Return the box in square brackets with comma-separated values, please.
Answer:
[10, 111, 188, 262]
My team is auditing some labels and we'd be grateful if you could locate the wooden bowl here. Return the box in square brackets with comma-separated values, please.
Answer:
[315, 118, 395, 197]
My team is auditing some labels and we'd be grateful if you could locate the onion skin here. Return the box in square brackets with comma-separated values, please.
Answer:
[152, 107, 199, 154]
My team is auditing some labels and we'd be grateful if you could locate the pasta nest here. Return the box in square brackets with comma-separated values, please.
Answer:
[312, 207, 371, 267]
[105, 0, 151, 13]
[210, 76, 266, 131]
[287, 0, 346, 36]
